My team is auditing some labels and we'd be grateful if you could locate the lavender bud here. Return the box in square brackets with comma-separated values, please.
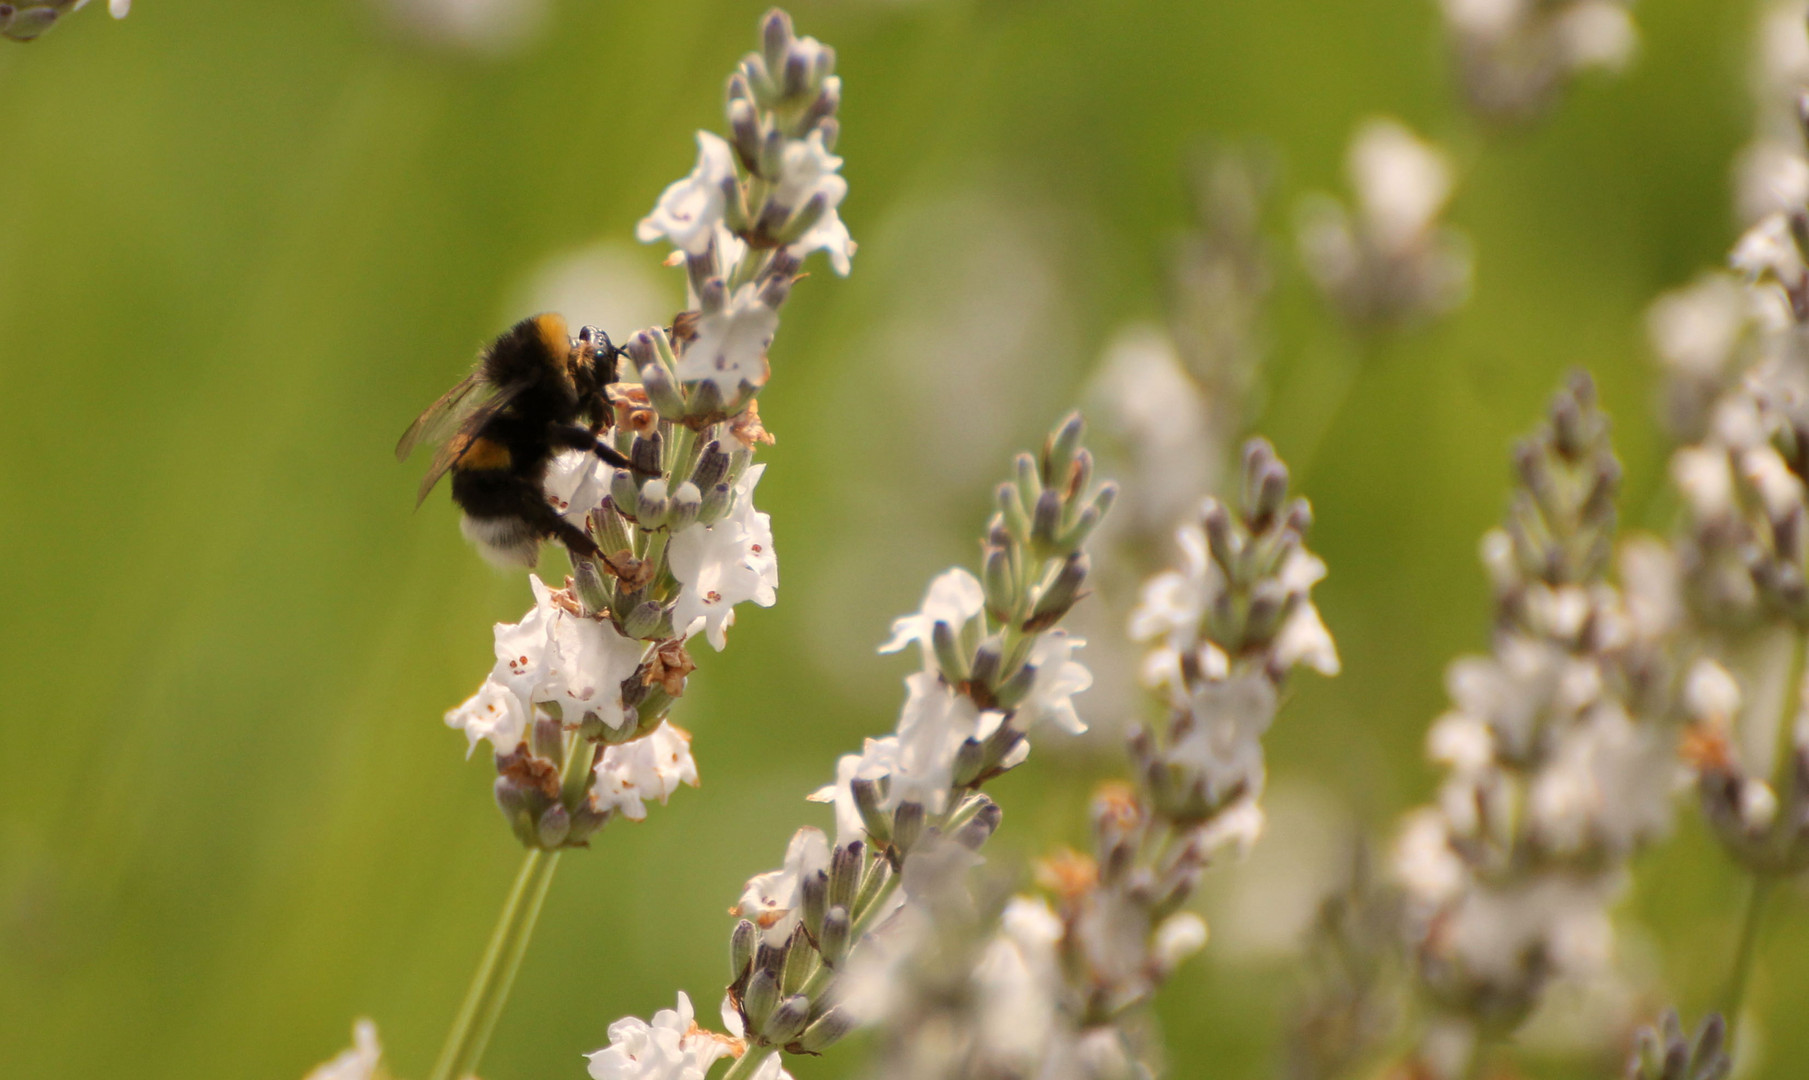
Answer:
[532, 713, 563, 761]
[572, 558, 610, 616]
[954, 798, 1002, 850]
[891, 800, 926, 854]
[761, 7, 794, 74]
[818, 905, 853, 965]
[759, 127, 786, 185]
[1027, 552, 1089, 627]
[781, 927, 818, 995]
[621, 600, 667, 640]
[1042, 411, 1085, 487]
[780, 191, 829, 246]
[851, 776, 891, 843]
[668, 481, 702, 533]
[639, 359, 687, 419]
[782, 50, 810, 99]
[817, 116, 840, 152]
[636, 478, 670, 530]
[982, 544, 1017, 615]
[951, 737, 987, 788]
[535, 802, 571, 848]
[1031, 487, 1064, 547]
[743, 967, 780, 1034]
[694, 481, 731, 526]
[494, 776, 528, 822]
[729, 97, 763, 174]
[801, 79, 840, 133]
[853, 855, 892, 915]
[1202, 499, 1236, 569]
[625, 329, 659, 371]
[991, 659, 1037, 710]
[968, 636, 1003, 687]
[730, 918, 759, 980]
[930, 619, 970, 682]
[764, 994, 811, 1044]
[759, 269, 795, 310]
[690, 440, 730, 490]
[829, 840, 864, 909]
[997, 482, 1032, 540]
[797, 1005, 855, 1052]
[567, 803, 609, 845]
[630, 432, 663, 478]
[801, 870, 829, 940]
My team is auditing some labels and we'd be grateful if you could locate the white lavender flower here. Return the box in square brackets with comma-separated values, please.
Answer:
[447, 576, 647, 747]
[669, 463, 778, 650]
[638, 133, 740, 258]
[585, 992, 741, 1080]
[591, 721, 700, 822]
[678, 285, 779, 398]
[1297, 119, 1471, 329]
[733, 826, 831, 946]
[1392, 375, 1676, 1071]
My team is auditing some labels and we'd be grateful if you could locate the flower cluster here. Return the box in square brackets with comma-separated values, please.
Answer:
[1296, 119, 1471, 330]
[1, 0, 128, 40]
[441, 8, 851, 851]
[1647, 51, 1809, 875]
[583, 416, 1115, 1080]
[1128, 439, 1339, 850]
[1437, 0, 1637, 121]
[848, 439, 1336, 1080]
[1390, 375, 1678, 1073]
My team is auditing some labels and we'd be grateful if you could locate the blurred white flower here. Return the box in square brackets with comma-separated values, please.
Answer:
[1555, 1, 1637, 71]
[372, 0, 547, 56]
[591, 722, 699, 821]
[638, 132, 738, 257]
[891, 672, 989, 813]
[303, 1020, 381, 1080]
[1298, 118, 1471, 327]
[670, 464, 778, 650]
[1647, 273, 1754, 379]
[1349, 119, 1455, 252]
[586, 992, 736, 1080]
[1018, 631, 1092, 735]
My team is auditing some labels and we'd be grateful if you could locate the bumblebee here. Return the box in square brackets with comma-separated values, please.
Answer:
[397, 313, 634, 568]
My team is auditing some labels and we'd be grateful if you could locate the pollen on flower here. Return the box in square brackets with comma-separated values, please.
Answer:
[1035, 848, 1100, 899]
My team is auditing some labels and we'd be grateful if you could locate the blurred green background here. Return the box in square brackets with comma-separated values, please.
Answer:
[0, 0, 1801, 1077]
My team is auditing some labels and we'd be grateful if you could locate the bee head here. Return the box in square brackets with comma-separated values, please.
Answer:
[572, 324, 624, 397]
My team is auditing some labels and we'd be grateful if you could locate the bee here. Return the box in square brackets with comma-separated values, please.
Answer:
[397, 313, 637, 569]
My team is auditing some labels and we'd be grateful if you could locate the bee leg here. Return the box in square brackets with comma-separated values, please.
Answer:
[527, 498, 605, 562]
[552, 423, 646, 475]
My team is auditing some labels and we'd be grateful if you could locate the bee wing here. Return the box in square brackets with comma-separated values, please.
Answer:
[410, 385, 528, 507]
[396, 371, 491, 463]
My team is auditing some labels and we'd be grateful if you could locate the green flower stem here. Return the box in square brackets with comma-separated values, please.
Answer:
[723, 1044, 778, 1080]
[1723, 872, 1774, 1045]
[427, 846, 564, 1080]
